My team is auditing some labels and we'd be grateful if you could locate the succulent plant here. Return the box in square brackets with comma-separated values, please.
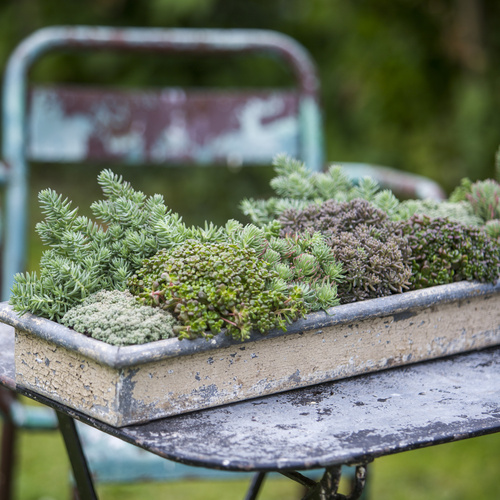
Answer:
[61, 290, 179, 346]
[327, 226, 412, 302]
[401, 215, 500, 289]
[394, 199, 482, 226]
[128, 240, 306, 341]
[278, 198, 392, 238]
[484, 219, 500, 240]
[240, 154, 401, 225]
[10, 170, 190, 321]
[449, 177, 473, 203]
[278, 199, 412, 303]
[265, 231, 344, 311]
[466, 179, 500, 222]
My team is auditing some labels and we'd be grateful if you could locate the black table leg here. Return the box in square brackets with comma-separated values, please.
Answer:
[244, 471, 267, 500]
[56, 412, 98, 500]
[279, 464, 367, 500]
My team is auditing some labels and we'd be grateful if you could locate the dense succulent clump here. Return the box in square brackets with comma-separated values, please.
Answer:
[219, 220, 343, 312]
[327, 227, 412, 302]
[128, 240, 306, 341]
[401, 215, 500, 289]
[278, 199, 412, 303]
[61, 290, 179, 346]
[241, 154, 401, 226]
[279, 198, 392, 237]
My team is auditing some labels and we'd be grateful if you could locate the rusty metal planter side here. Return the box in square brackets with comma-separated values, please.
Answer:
[2, 280, 500, 427]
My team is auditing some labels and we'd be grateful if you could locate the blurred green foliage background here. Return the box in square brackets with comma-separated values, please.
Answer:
[3, 0, 500, 195]
[1, 1, 500, 498]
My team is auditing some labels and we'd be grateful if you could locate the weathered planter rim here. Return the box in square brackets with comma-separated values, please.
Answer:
[2, 279, 500, 369]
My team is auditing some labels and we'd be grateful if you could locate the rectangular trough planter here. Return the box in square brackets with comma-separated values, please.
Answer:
[2, 279, 500, 427]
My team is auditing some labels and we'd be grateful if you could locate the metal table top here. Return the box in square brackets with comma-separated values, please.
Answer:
[2, 323, 500, 472]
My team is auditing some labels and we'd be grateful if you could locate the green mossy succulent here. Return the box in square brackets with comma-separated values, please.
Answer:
[61, 290, 179, 346]
[401, 215, 500, 289]
[264, 231, 344, 311]
[128, 240, 306, 341]
[278, 199, 412, 303]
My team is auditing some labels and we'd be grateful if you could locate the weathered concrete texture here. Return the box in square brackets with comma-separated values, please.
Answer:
[10, 281, 500, 426]
[122, 290, 500, 425]
[0, 323, 15, 388]
[16, 331, 119, 424]
[122, 346, 500, 471]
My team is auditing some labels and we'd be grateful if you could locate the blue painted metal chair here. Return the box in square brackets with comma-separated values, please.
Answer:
[0, 26, 444, 499]
[0, 25, 326, 500]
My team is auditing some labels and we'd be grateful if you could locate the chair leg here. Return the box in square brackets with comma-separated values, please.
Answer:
[0, 388, 17, 500]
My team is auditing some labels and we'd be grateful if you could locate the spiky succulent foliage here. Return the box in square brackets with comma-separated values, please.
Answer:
[401, 215, 500, 289]
[61, 290, 179, 346]
[240, 154, 401, 225]
[465, 179, 500, 222]
[128, 240, 306, 341]
[278, 199, 412, 303]
[10, 170, 193, 321]
[395, 199, 482, 226]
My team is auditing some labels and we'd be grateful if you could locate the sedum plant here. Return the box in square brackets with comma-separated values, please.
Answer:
[278, 199, 412, 303]
[466, 179, 500, 222]
[61, 290, 179, 346]
[240, 154, 401, 225]
[264, 231, 344, 311]
[9, 170, 260, 322]
[10, 169, 188, 321]
[222, 220, 344, 312]
[128, 240, 306, 341]
[401, 215, 500, 289]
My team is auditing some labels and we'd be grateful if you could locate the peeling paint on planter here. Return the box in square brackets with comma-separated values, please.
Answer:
[2, 280, 500, 427]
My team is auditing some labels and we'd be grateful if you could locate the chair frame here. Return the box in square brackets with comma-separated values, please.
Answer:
[1, 25, 325, 299]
